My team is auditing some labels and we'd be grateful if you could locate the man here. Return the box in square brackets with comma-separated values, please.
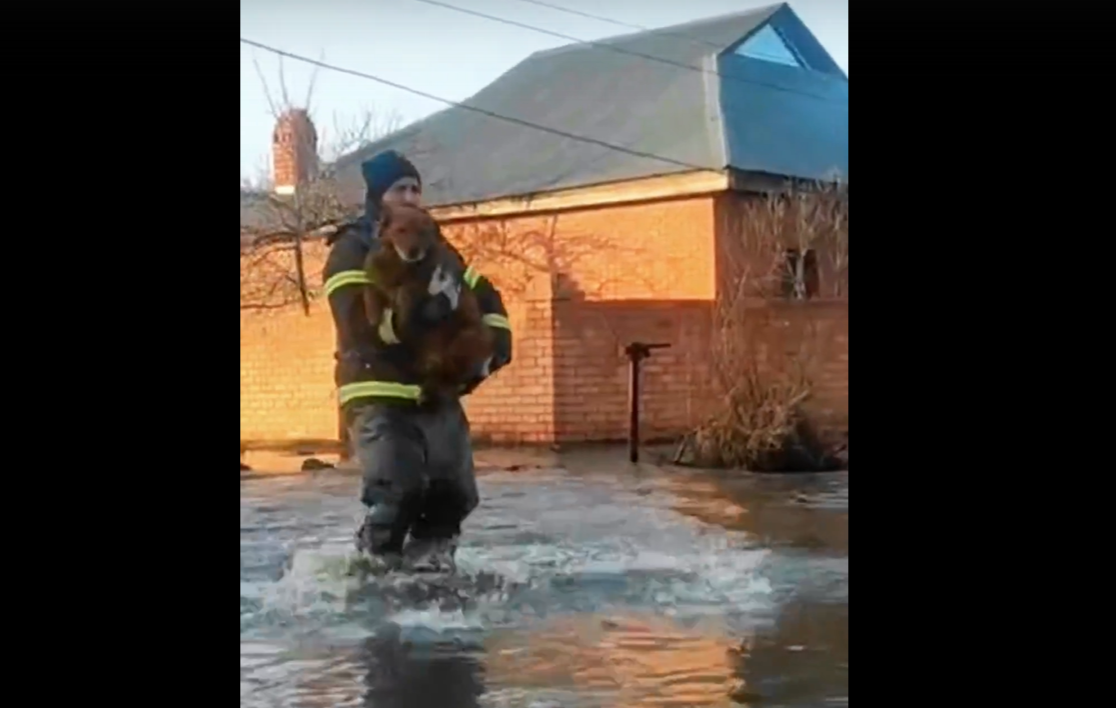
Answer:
[323, 150, 513, 573]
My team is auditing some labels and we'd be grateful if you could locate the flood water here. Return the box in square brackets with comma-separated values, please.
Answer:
[240, 460, 848, 707]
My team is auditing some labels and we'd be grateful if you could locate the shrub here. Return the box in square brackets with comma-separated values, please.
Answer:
[677, 181, 847, 471]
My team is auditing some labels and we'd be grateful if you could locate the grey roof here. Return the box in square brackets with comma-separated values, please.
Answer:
[238, 187, 348, 250]
[240, 189, 269, 247]
[240, 189, 268, 227]
[325, 2, 847, 209]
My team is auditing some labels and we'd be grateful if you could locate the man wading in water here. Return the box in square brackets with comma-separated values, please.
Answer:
[322, 150, 513, 573]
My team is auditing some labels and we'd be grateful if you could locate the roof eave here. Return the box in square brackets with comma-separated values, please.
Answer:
[429, 169, 730, 222]
[728, 168, 847, 194]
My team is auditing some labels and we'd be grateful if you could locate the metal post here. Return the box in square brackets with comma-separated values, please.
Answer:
[624, 342, 671, 463]
[628, 353, 640, 462]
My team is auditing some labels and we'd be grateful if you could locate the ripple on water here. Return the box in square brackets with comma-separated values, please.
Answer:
[248, 488, 777, 635]
[241, 469, 846, 707]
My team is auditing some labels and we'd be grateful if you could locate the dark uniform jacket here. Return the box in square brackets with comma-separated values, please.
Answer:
[322, 217, 513, 415]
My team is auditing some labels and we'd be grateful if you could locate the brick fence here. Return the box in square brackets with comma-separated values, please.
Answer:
[240, 194, 848, 446]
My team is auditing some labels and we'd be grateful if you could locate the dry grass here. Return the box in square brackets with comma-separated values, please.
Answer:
[683, 357, 819, 471]
[677, 181, 848, 472]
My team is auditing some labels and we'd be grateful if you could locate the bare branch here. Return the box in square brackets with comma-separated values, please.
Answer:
[676, 182, 848, 471]
[318, 107, 404, 166]
[252, 54, 280, 119]
[243, 63, 400, 315]
[304, 49, 325, 113]
[277, 55, 291, 110]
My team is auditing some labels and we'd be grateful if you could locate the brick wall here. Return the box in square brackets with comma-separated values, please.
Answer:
[240, 240, 337, 441]
[551, 300, 716, 442]
[711, 191, 849, 430]
[239, 191, 848, 446]
[547, 299, 848, 442]
[728, 301, 849, 429]
[461, 295, 557, 444]
[445, 195, 719, 444]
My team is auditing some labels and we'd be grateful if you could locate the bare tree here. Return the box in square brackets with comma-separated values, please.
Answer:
[675, 180, 848, 471]
[240, 53, 405, 315]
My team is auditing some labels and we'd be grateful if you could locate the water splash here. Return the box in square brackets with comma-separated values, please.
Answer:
[238, 469, 845, 707]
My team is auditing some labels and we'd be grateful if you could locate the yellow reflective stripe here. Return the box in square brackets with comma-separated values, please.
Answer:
[338, 380, 422, 406]
[463, 265, 482, 289]
[482, 313, 511, 330]
[324, 270, 372, 298]
[378, 307, 400, 344]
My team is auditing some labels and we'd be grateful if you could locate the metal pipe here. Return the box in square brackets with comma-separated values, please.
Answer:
[624, 341, 671, 463]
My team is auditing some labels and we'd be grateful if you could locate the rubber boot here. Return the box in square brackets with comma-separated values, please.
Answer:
[403, 537, 458, 573]
[355, 512, 404, 574]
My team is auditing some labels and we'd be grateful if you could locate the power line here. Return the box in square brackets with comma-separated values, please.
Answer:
[241, 37, 716, 173]
[408, 0, 833, 102]
[505, 0, 728, 52]
[412, 0, 727, 80]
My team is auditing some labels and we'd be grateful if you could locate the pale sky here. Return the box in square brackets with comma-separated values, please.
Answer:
[240, 0, 848, 180]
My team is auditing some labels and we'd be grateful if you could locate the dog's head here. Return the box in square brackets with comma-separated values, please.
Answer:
[378, 203, 441, 264]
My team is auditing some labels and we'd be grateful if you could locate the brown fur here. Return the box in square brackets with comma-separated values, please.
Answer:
[362, 203, 494, 401]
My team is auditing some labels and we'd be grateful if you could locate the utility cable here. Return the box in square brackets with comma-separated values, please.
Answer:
[241, 37, 719, 173]
[504, 0, 733, 52]
[408, 0, 835, 102]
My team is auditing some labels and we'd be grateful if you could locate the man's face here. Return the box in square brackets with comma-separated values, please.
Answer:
[381, 176, 422, 208]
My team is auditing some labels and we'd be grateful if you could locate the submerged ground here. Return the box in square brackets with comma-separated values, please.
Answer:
[240, 452, 848, 707]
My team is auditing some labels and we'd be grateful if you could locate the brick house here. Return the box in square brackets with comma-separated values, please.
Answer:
[240, 2, 848, 447]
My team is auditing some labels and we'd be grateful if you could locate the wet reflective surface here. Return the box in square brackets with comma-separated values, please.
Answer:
[241, 464, 848, 707]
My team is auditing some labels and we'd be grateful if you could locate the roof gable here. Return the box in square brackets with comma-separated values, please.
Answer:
[717, 5, 848, 181]
[726, 5, 846, 78]
[733, 25, 804, 68]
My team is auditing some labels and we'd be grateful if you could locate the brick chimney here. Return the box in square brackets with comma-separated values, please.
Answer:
[271, 108, 318, 195]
